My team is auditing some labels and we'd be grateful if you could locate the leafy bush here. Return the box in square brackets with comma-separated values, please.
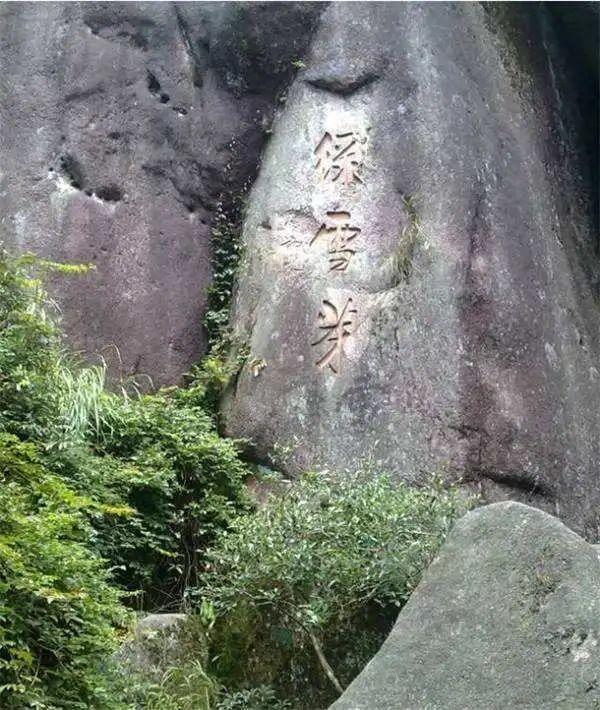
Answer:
[0, 248, 252, 608]
[198, 472, 469, 708]
[0, 433, 130, 708]
[0, 252, 132, 708]
[81, 383, 252, 606]
[0, 251, 98, 446]
[0, 249, 254, 706]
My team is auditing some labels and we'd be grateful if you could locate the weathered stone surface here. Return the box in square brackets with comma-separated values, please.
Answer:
[221, 3, 600, 536]
[116, 613, 187, 679]
[0, 2, 321, 386]
[330, 502, 600, 710]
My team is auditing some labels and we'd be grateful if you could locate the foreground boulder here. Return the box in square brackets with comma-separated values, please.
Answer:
[330, 502, 600, 710]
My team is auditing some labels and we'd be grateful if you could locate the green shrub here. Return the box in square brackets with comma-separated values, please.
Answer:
[0, 433, 130, 708]
[0, 252, 131, 707]
[77, 383, 253, 606]
[197, 472, 469, 708]
[0, 251, 97, 445]
[0, 248, 252, 608]
[0, 249, 254, 706]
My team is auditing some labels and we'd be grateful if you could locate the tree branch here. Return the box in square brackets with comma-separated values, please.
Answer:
[306, 627, 344, 696]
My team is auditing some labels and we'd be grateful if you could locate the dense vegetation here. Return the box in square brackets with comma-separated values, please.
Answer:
[198, 472, 465, 708]
[0, 251, 251, 707]
[0, 250, 469, 708]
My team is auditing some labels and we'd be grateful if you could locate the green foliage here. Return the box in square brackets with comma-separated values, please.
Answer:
[218, 686, 291, 710]
[53, 364, 108, 447]
[0, 251, 133, 708]
[183, 342, 250, 415]
[0, 433, 130, 708]
[197, 472, 469, 707]
[80, 381, 253, 605]
[0, 250, 95, 444]
[0, 249, 254, 706]
[200, 192, 252, 422]
[142, 661, 218, 710]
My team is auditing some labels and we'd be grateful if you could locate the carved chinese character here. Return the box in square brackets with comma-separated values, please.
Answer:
[312, 298, 357, 373]
[311, 211, 361, 271]
[314, 130, 366, 185]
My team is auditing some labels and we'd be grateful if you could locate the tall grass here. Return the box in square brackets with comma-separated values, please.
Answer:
[53, 361, 107, 447]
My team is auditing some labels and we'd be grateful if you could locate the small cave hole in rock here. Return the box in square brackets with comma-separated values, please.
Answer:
[59, 154, 84, 190]
[108, 131, 122, 140]
[95, 185, 123, 202]
[159, 93, 170, 104]
[146, 71, 161, 95]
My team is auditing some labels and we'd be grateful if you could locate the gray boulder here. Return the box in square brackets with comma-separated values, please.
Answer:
[330, 502, 600, 710]
[0, 2, 321, 386]
[221, 3, 600, 536]
[116, 613, 187, 679]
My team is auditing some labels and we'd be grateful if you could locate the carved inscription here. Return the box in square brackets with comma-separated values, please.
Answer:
[266, 126, 369, 374]
[311, 211, 361, 271]
[314, 130, 366, 185]
[311, 298, 357, 373]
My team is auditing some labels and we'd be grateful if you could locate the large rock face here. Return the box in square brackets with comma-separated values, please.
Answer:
[221, 3, 600, 536]
[0, 2, 321, 386]
[330, 502, 600, 710]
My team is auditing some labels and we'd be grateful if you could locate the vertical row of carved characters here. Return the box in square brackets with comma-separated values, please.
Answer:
[311, 129, 368, 373]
